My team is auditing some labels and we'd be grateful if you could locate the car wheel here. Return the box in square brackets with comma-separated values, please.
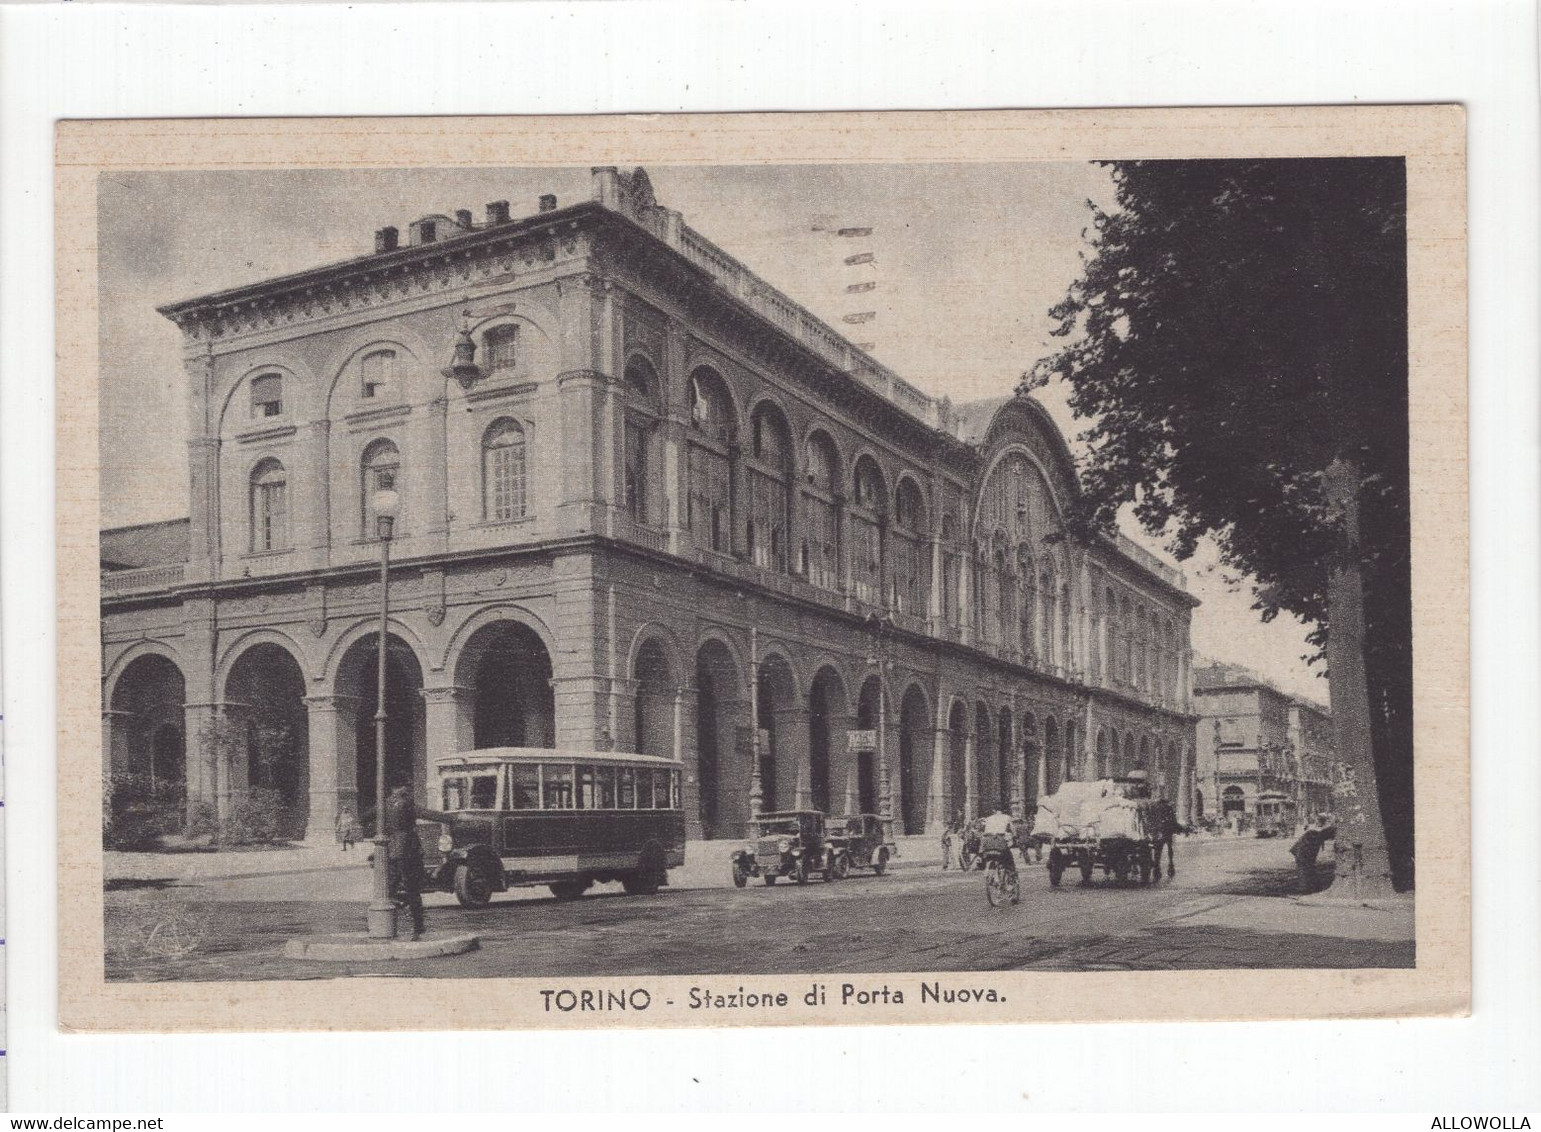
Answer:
[453, 863, 493, 908]
[621, 871, 660, 896]
[831, 853, 850, 881]
[731, 862, 749, 888]
[764, 874, 777, 886]
[873, 849, 889, 877]
[549, 880, 587, 901]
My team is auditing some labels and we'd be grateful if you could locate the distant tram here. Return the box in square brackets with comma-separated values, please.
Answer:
[1253, 791, 1298, 839]
[421, 747, 686, 906]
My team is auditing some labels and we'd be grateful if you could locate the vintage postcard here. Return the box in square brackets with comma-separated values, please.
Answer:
[58, 108, 1468, 1032]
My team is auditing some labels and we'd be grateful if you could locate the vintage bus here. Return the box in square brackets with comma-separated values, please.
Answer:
[421, 747, 687, 907]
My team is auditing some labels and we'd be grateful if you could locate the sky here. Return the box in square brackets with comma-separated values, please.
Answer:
[96, 162, 1327, 703]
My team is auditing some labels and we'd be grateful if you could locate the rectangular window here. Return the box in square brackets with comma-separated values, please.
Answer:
[486, 326, 519, 372]
[688, 444, 731, 553]
[255, 480, 288, 552]
[851, 516, 882, 605]
[509, 764, 540, 810]
[624, 422, 650, 525]
[595, 766, 617, 809]
[634, 769, 654, 809]
[440, 776, 467, 811]
[617, 768, 636, 809]
[576, 766, 598, 810]
[748, 469, 787, 571]
[251, 374, 283, 418]
[541, 764, 575, 810]
[670, 770, 682, 810]
[805, 495, 839, 591]
[654, 770, 673, 810]
[892, 534, 924, 614]
[468, 774, 498, 810]
[487, 439, 527, 521]
[361, 351, 394, 399]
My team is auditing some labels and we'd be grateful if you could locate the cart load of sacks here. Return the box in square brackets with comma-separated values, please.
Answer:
[1034, 780, 1159, 841]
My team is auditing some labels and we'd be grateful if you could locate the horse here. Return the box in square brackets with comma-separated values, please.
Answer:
[1147, 798, 1179, 880]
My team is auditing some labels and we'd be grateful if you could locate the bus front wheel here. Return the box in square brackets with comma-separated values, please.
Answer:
[454, 863, 493, 909]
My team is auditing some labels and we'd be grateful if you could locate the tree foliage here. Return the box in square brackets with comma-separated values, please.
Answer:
[1036, 159, 1413, 884]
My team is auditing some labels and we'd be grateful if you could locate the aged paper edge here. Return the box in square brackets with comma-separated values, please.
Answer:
[55, 107, 1470, 1032]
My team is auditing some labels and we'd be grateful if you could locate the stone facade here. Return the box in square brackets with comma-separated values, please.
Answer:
[1193, 662, 1334, 827]
[101, 167, 1199, 844]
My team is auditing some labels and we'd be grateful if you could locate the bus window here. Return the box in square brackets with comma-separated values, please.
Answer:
[652, 769, 671, 809]
[509, 764, 540, 810]
[576, 766, 597, 810]
[441, 776, 467, 811]
[469, 774, 499, 810]
[596, 767, 617, 809]
[543, 764, 575, 810]
[618, 768, 636, 809]
[670, 769, 682, 810]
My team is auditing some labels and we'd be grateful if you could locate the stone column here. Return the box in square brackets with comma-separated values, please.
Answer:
[303, 693, 361, 844]
[928, 720, 949, 833]
[962, 727, 977, 821]
[102, 710, 135, 777]
[555, 370, 604, 535]
[420, 684, 472, 792]
[771, 704, 812, 811]
[300, 419, 332, 571]
[423, 393, 450, 550]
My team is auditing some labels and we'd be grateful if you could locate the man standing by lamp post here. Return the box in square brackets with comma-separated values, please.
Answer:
[367, 484, 401, 941]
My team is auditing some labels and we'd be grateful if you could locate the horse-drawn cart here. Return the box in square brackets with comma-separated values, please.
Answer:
[1036, 777, 1175, 887]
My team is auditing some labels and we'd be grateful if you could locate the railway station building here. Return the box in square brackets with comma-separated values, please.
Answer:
[101, 167, 1200, 843]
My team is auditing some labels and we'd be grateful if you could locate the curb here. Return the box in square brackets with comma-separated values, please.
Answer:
[281, 931, 480, 962]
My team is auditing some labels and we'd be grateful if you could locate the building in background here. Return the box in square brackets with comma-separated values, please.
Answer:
[1193, 660, 1334, 831]
[101, 167, 1199, 844]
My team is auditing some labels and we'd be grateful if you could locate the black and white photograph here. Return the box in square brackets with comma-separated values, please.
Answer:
[62, 110, 1465, 1030]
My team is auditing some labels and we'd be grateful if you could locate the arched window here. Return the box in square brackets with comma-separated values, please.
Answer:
[1018, 545, 1037, 659]
[1040, 562, 1058, 666]
[850, 456, 886, 606]
[482, 418, 527, 521]
[249, 458, 288, 552]
[250, 372, 283, 419]
[747, 403, 792, 572]
[685, 367, 733, 552]
[802, 431, 840, 591]
[360, 349, 396, 399]
[1105, 586, 1119, 684]
[892, 479, 929, 614]
[1120, 594, 1133, 684]
[623, 357, 660, 526]
[484, 324, 519, 373]
[940, 515, 961, 629]
[1134, 607, 1147, 689]
[1061, 579, 1074, 672]
[361, 438, 401, 537]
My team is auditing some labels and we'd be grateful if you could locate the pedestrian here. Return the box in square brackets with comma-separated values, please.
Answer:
[1289, 814, 1337, 894]
[336, 806, 359, 851]
[384, 785, 450, 939]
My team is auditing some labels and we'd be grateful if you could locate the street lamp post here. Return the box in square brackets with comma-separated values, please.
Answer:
[367, 487, 401, 940]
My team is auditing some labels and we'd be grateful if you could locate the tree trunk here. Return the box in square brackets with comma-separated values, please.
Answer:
[1324, 457, 1398, 898]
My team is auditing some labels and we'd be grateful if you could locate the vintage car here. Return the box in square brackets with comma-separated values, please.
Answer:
[730, 811, 832, 886]
[825, 813, 896, 878]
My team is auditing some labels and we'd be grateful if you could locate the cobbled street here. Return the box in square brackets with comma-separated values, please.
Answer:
[103, 836, 1413, 982]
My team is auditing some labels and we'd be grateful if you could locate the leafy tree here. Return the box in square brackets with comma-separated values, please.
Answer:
[1033, 159, 1413, 891]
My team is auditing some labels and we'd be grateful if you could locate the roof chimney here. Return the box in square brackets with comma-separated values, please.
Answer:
[486, 200, 510, 225]
[409, 218, 437, 245]
[538, 194, 558, 213]
[374, 226, 399, 253]
[455, 209, 473, 229]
